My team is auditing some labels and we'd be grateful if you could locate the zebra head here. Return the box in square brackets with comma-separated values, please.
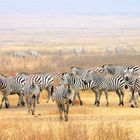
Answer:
[101, 64, 113, 75]
[61, 73, 71, 85]
[123, 69, 134, 82]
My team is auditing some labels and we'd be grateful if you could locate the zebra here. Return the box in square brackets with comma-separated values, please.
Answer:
[13, 51, 27, 58]
[102, 64, 140, 76]
[16, 72, 61, 104]
[60, 72, 97, 106]
[23, 81, 40, 115]
[123, 69, 140, 106]
[71, 66, 107, 81]
[28, 49, 38, 57]
[0, 74, 26, 108]
[85, 73, 129, 106]
[52, 84, 73, 121]
[130, 77, 140, 108]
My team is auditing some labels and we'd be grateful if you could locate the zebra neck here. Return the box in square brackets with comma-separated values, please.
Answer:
[70, 76, 75, 86]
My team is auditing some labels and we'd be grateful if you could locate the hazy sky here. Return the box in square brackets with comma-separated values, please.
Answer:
[0, 0, 140, 14]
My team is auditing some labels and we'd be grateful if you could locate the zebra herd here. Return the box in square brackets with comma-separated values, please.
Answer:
[13, 49, 38, 58]
[0, 64, 140, 121]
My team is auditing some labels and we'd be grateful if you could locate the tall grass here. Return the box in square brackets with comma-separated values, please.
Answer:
[0, 53, 140, 75]
[0, 121, 133, 140]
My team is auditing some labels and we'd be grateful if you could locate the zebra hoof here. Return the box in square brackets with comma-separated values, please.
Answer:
[32, 112, 35, 115]
[131, 105, 135, 108]
[65, 118, 68, 122]
[5, 103, 10, 109]
[80, 101, 83, 106]
[21, 102, 25, 106]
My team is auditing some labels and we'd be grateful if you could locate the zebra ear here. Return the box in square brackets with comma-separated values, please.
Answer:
[71, 66, 75, 69]
[69, 73, 74, 76]
[62, 73, 65, 76]
[102, 64, 106, 68]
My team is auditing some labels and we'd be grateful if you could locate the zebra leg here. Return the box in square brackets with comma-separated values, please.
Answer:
[94, 92, 98, 105]
[21, 94, 25, 106]
[18, 94, 25, 107]
[120, 91, 124, 106]
[116, 90, 122, 106]
[72, 91, 77, 105]
[76, 91, 83, 106]
[64, 104, 69, 121]
[57, 104, 63, 120]
[104, 90, 109, 106]
[5, 97, 10, 108]
[91, 89, 98, 106]
[96, 91, 102, 106]
[32, 97, 36, 115]
[0, 96, 5, 109]
[27, 98, 31, 114]
[37, 92, 40, 104]
[46, 86, 54, 103]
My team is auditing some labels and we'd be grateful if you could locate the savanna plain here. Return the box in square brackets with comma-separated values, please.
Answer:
[0, 13, 140, 140]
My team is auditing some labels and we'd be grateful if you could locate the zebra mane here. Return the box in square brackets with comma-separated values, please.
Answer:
[102, 64, 113, 68]
[18, 72, 29, 75]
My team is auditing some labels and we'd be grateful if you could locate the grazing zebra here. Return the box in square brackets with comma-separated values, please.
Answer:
[0, 74, 26, 108]
[23, 81, 40, 115]
[13, 51, 27, 58]
[52, 84, 72, 121]
[102, 64, 140, 76]
[80, 72, 129, 106]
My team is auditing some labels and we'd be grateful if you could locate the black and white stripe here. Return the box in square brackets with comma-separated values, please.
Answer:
[23, 81, 40, 115]
[52, 84, 72, 121]
[102, 64, 140, 76]
[0, 74, 26, 108]
[61, 73, 95, 105]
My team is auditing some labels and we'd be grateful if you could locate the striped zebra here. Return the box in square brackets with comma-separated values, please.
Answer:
[13, 51, 27, 58]
[0, 74, 26, 108]
[52, 84, 72, 121]
[61, 72, 128, 106]
[123, 70, 140, 107]
[130, 77, 140, 108]
[102, 64, 140, 76]
[60, 73, 96, 106]
[88, 74, 129, 106]
[23, 81, 40, 115]
[16, 72, 61, 104]
[71, 66, 106, 77]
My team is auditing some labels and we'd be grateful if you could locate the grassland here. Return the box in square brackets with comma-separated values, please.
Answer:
[0, 91, 139, 140]
[0, 13, 140, 140]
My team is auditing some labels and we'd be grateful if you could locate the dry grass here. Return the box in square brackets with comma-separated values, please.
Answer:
[0, 92, 139, 140]
[0, 120, 133, 140]
[0, 52, 140, 75]
[0, 47, 140, 139]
